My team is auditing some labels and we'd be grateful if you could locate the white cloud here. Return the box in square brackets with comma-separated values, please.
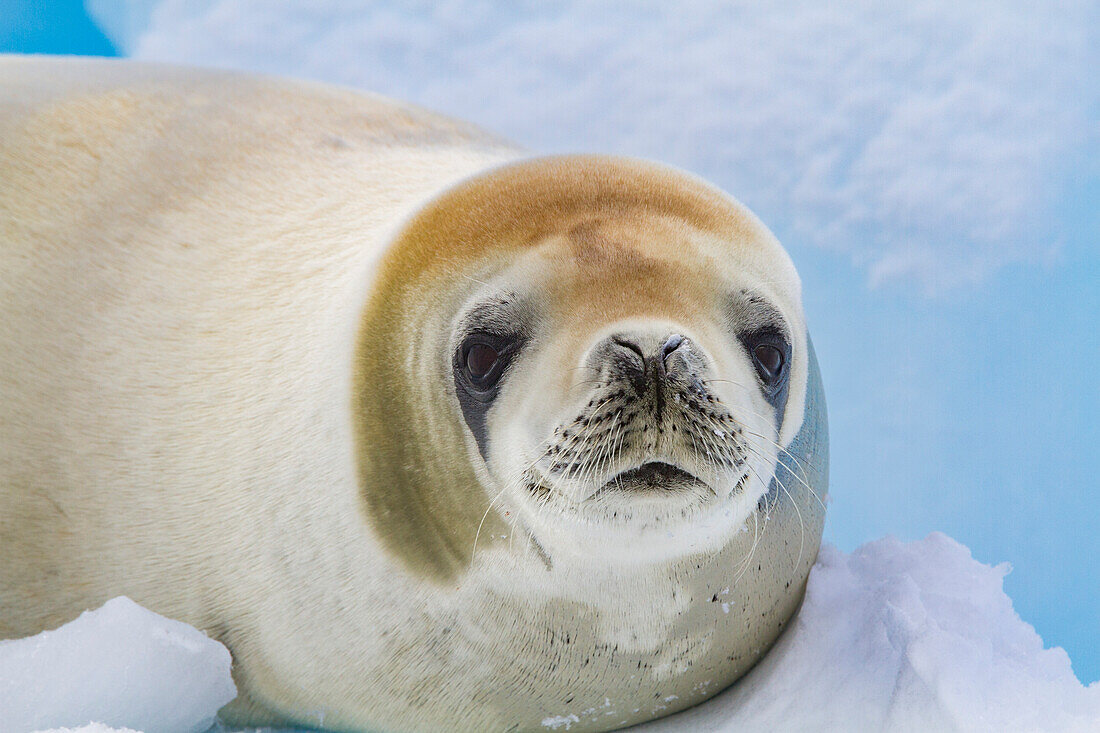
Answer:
[88, 0, 1098, 292]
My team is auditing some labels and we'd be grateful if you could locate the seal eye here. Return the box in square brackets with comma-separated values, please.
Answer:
[466, 343, 500, 381]
[738, 327, 792, 417]
[453, 330, 527, 458]
[754, 344, 784, 379]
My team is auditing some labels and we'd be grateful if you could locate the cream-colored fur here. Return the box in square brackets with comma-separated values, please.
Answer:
[0, 57, 825, 732]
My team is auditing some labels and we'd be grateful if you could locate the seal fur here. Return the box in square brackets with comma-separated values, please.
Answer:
[0, 56, 827, 732]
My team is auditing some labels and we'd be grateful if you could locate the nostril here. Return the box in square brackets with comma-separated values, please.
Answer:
[605, 334, 688, 394]
[660, 334, 685, 366]
[612, 337, 646, 364]
[611, 337, 647, 393]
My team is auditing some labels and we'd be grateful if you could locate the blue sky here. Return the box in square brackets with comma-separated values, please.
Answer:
[797, 172, 1100, 681]
[0, 0, 113, 55]
[3, 1, 1098, 683]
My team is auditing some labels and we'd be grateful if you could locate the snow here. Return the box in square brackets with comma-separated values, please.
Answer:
[3, 535, 1097, 732]
[637, 534, 1100, 732]
[84, 0, 1100, 293]
[0, 597, 235, 733]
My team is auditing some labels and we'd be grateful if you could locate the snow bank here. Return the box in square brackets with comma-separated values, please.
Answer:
[0, 597, 235, 733]
[3, 536, 1097, 732]
[640, 533, 1100, 733]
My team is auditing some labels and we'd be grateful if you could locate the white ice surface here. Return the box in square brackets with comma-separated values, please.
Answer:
[0, 597, 235, 733]
[3, 535, 1097, 732]
[636, 533, 1100, 733]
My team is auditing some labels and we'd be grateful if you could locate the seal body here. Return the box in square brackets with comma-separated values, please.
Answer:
[0, 57, 827, 732]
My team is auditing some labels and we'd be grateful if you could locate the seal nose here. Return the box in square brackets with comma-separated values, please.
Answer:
[658, 334, 685, 376]
[608, 332, 688, 394]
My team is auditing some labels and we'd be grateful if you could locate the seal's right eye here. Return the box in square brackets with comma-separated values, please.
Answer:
[453, 331, 526, 458]
[465, 343, 501, 382]
[459, 334, 519, 392]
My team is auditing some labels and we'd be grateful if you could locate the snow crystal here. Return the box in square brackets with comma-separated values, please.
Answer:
[0, 597, 235, 733]
[541, 713, 581, 730]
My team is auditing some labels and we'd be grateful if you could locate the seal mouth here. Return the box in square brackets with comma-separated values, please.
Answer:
[594, 461, 711, 496]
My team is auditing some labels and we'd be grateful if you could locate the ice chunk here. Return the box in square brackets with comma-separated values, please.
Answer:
[5, 536, 1098, 732]
[0, 597, 235, 733]
[639, 534, 1100, 732]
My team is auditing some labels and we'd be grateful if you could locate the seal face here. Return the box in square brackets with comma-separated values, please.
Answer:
[0, 58, 827, 733]
[450, 224, 794, 565]
[354, 156, 822, 577]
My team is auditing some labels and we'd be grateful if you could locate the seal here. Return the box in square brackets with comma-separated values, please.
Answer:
[0, 56, 828, 732]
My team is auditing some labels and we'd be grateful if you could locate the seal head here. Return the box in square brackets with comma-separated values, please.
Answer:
[354, 155, 814, 576]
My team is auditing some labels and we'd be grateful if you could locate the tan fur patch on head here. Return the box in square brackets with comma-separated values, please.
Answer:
[352, 155, 800, 581]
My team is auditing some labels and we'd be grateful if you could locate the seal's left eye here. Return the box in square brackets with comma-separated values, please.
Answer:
[754, 344, 783, 377]
[466, 343, 500, 381]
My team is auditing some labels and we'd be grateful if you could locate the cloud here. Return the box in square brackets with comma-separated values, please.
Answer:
[88, 0, 1098, 292]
